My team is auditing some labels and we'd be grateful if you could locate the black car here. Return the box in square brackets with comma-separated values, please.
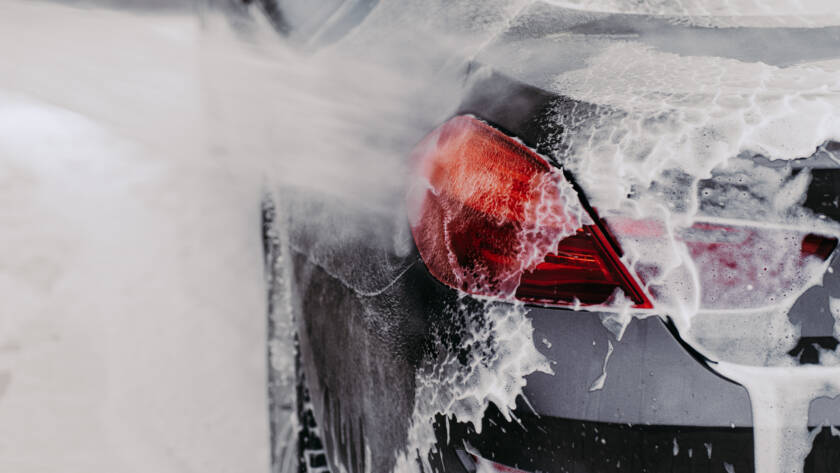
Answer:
[261, 1, 840, 472]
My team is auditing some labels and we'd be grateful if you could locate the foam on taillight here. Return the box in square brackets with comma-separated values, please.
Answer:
[407, 115, 651, 308]
[606, 217, 839, 309]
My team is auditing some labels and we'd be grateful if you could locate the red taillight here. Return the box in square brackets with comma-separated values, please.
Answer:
[407, 115, 651, 308]
[517, 224, 651, 306]
[607, 218, 838, 309]
[469, 453, 531, 473]
[802, 233, 838, 260]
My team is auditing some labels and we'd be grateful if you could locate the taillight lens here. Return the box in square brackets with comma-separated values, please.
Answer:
[407, 115, 651, 308]
[607, 218, 838, 309]
[517, 224, 650, 306]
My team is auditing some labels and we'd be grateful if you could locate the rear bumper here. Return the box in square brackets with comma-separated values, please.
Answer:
[520, 308, 752, 427]
[429, 303, 757, 472]
[433, 405, 754, 473]
[433, 406, 840, 473]
[430, 304, 840, 472]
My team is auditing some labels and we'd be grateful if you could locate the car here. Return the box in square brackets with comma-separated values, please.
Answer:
[260, 1, 840, 472]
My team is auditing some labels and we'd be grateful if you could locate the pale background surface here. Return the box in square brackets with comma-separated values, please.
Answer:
[0, 3, 272, 472]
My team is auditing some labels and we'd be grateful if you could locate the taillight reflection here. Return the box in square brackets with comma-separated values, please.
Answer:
[470, 454, 531, 473]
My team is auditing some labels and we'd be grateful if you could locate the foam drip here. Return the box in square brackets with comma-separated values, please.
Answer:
[716, 363, 840, 473]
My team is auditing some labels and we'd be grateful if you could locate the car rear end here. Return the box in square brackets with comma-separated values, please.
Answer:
[278, 2, 840, 472]
[412, 31, 840, 469]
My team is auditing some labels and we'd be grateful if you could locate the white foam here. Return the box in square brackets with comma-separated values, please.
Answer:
[543, 0, 840, 19]
[394, 299, 553, 472]
[589, 339, 614, 391]
[548, 29, 840, 473]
